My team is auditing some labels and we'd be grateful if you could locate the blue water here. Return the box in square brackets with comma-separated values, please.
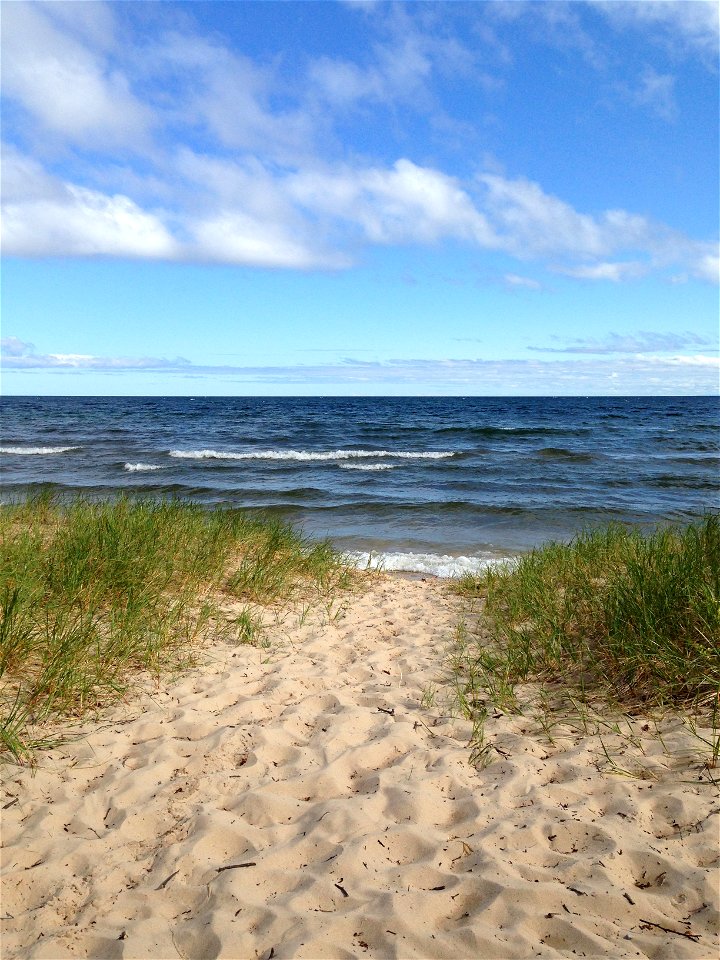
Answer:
[1, 396, 718, 574]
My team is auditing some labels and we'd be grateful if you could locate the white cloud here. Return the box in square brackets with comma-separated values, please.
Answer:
[553, 261, 648, 282]
[480, 173, 610, 257]
[3, 339, 717, 394]
[504, 273, 542, 290]
[593, 0, 720, 59]
[0, 3, 715, 282]
[189, 212, 345, 270]
[692, 250, 720, 283]
[1, 1, 151, 149]
[171, 150, 350, 268]
[1, 146, 176, 259]
[639, 354, 719, 368]
[1, 144, 344, 268]
[289, 159, 496, 246]
[1, 337, 35, 358]
[41, 1, 117, 50]
[309, 31, 433, 107]
[152, 32, 316, 164]
[2, 140, 715, 282]
[308, 2, 478, 114]
[628, 67, 677, 121]
[531, 331, 715, 354]
[478, 174, 716, 280]
[1, 341, 191, 370]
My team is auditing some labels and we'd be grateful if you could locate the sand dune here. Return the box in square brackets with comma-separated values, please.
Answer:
[2, 575, 718, 959]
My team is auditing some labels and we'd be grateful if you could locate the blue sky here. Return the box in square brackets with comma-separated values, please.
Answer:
[1, 0, 718, 395]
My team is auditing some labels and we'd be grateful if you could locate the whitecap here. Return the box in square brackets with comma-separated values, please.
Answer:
[124, 463, 164, 472]
[345, 551, 513, 578]
[0, 445, 80, 455]
[339, 463, 397, 471]
[169, 449, 454, 462]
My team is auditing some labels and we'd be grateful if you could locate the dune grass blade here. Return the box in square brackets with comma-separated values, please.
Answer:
[0, 495, 348, 760]
[453, 517, 720, 717]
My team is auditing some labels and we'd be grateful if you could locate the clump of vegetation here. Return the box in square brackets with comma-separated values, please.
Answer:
[0, 493, 351, 760]
[452, 516, 720, 721]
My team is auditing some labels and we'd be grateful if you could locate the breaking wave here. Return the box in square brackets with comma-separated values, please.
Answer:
[339, 463, 397, 472]
[124, 463, 164, 472]
[169, 449, 454, 462]
[0, 446, 80, 455]
[345, 551, 513, 578]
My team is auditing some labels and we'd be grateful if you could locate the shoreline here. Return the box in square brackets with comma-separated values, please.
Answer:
[2, 574, 718, 959]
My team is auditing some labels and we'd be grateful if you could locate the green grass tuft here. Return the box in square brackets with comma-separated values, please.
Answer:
[0, 495, 350, 761]
[453, 516, 720, 714]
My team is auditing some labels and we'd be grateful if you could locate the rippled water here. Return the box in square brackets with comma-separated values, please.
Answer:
[1, 396, 717, 574]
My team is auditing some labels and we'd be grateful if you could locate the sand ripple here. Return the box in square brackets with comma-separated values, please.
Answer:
[1, 576, 718, 959]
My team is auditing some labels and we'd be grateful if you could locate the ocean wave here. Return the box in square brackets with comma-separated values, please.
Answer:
[435, 425, 588, 439]
[0, 445, 80, 455]
[339, 463, 397, 472]
[124, 463, 164, 472]
[169, 449, 454, 462]
[345, 551, 513, 578]
[536, 447, 594, 462]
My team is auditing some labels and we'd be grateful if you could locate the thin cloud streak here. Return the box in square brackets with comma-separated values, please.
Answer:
[530, 331, 716, 355]
[3, 338, 717, 393]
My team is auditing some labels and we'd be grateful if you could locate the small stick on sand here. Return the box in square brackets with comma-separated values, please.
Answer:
[216, 861, 257, 873]
[155, 869, 179, 890]
[639, 919, 700, 942]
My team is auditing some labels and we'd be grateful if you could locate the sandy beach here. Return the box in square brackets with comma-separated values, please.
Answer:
[2, 573, 718, 960]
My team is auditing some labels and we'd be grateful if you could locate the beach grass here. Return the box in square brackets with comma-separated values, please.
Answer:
[0, 493, 351, 761]
[451, 517, 720, 745]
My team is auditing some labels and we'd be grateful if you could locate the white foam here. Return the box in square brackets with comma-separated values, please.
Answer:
[0, 445, 80, 455]
[345, 551, 512, 578]
[124, 463, 164, 472]
[169, 449, 454, 462]
[339, 463, 397, 471]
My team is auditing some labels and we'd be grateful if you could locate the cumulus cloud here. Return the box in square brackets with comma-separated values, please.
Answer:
[1, 146, 177, 259]
[692, 250, 720, 283]
[481, 175, 675, 262]
[173, 150, 348, 268]
[289, 159, 496, 246]
[0, 4, 716, 281]
[189, 212, 344, 270]
[1, 1, 151, 149]
[479, 175, 716, 280]
[2, 138, 715, 281]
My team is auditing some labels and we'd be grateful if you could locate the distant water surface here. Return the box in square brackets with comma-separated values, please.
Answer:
[1, 396, 717, 575]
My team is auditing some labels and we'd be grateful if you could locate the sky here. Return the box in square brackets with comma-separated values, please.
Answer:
[1, 0, 718, 396]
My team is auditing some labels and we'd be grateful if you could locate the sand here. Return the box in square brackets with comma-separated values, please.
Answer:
[1, 574, 718, 960]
